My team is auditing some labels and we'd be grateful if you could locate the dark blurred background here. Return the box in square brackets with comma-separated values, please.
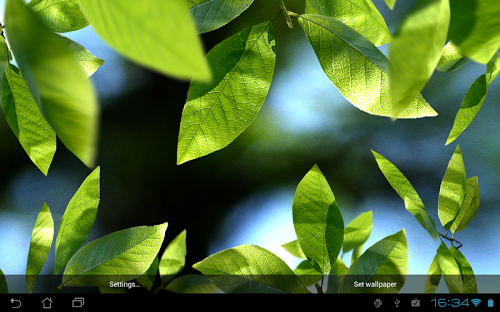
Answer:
[1, 0, 499, 293]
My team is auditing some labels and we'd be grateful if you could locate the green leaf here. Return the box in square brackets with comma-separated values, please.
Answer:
[339, 229, 408, 293]
[450, 246, 476, 293]
[384, 0, 396, 9]
[177, 21, 276, 164]
[298, 14, 437, 119]
[192, 244, 310, 293]
[343, 210, 372, 253]
[184, 0, 254, 34]
[62, 222, 168, 287]
[6, 0, 98, 168]
[28, 0, 88, 33]
[59, 35, 104, 77]
[438, 145, 467, 231]
[448, 0, 500, 64]
[292, 164, 344, 275]
[2, 64, 57, 176]
[1, 31, 55, 176]
[436, 242, 462, 293]
[54, 166, 100, 275]
[436, 41, 470, 72]
[389, 0, 450, 119]
[326, 257, 347, 293]
[0, 36, 9, 78]
[305, 1, 317, 14]
[293, 260, 322, 286]
[305, 0, 392, 46]
[350, 244, 363, 265]
[135, 257, 158, 292]
[281, 240, 307, 259]
[1, 73, 18, 136]
[424, 253, 442, 293]
[26, 202, 54, 293]
[159, 229, 187, 285]
[78, 0, 210, 81]
[404, 197, 438, 241]
[372, 150, 438, 240]
[450, 176, 479, 234]
[486, 52, 500, 83]
[165, 274, 219, 293]
[446, 53, 500, 145]
[0, 268, 8, 293]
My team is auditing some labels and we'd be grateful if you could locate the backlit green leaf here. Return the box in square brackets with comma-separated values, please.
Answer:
[135, 257, 158, 292]
[54, 166, 100, 275]
[450, 176, 479, 234]
[78, 0, 210, 81]
[326, 257, 347, 293]
[192, 244, 310, 293]
[165, 274, 219, 293]
[450, 246, 476, 293]
[446, 53, 500, 145]
[159, 229, 186, 284]
[6, 0, 98, 168]
[404, 197, 438, 241]
[26, 202, 54, 293]
[305, 1, 317, 14]
[281, 240, 307, 259]
[438, 145, 466, 230]
[298, 14, 437, 119]
[437, 41, 470, 72]
[448, 0, 500, 64]
[293, 260, 322, 286]
[306, 0, 391, 46]
[2, 64, 56, 176]
[0, 36, 9, 78]
[339, 229, 408, 293]
[436, 242, 462, 293]
[389, 0, 450, 119]
[342, 210, 372, 253]
[424, 253, 442, 293]
[292, 164, 344, 275]
[372, 150, 437, 240]
[184, 0, 254, 34]
[59, 35, 104, 77]
[350, 244, 363, 265]
[62, 222, 168, 287]
[28, 0, 88, 33]
[384, 0, 396, 9]
[177, 21, 276, 164]
[1, 33, 55, 176]
[486, 52, 500, 83]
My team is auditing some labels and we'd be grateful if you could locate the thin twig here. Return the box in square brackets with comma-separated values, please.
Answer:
[438, 232, 463, 249]
[315, 282, 324, 294]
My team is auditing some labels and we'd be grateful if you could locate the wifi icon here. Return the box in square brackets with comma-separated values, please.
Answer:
[471, 298, 481, 307]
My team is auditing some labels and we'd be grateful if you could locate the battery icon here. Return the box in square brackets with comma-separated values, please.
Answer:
[488, 299, 494, 307]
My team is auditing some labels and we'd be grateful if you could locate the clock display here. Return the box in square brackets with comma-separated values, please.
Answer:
[431, 298, 470, 307]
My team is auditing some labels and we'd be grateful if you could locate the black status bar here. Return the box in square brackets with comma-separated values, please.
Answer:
[0, 293, 498, 310]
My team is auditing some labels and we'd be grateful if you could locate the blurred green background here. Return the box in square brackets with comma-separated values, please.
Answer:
[0, 0, 499, 293]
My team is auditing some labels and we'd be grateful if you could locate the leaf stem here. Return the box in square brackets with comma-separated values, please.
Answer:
[279, 0, 294, 29]
[315, 282, 324, 294]
[152, 285, 164, 294]
[438, 232, 463, 249]
[51, 284, 63, 293]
